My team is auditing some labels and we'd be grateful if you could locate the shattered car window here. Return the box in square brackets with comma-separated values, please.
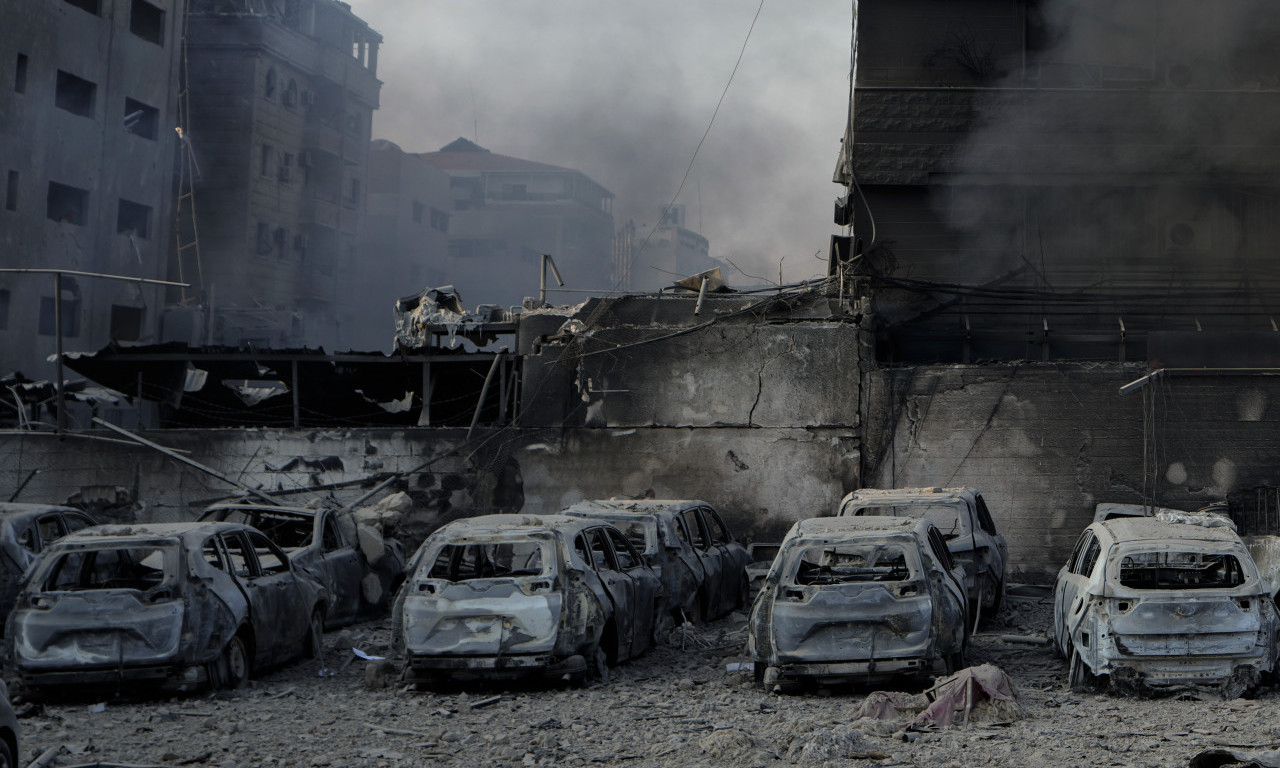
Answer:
[610, 520, 652, 554]
[42, 546, 172, 592]
[216, 509, 313, 549]
[427, 541, 550, 580]
[1118, 551, 1247, 590]
[852, 504, 966, 539]
[791, 545, 913, 586]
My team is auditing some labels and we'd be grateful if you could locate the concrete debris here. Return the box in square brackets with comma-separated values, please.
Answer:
[784, 725, 868, 762]
[357, 523, 386, 564]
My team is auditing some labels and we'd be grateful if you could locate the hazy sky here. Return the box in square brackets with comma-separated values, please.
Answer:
[355, 0, 854, 287]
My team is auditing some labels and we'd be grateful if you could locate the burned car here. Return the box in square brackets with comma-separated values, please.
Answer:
[200, 503, 405, 628]
[561, 500, 751, 622]
[399, 514, 662, 685]
[839, 487, 1007, 621]
[1053, 513, 1276, 697]
[7, 522, 327, 695]
[0, 503, 97, 627]
[748, 516, 969, 688]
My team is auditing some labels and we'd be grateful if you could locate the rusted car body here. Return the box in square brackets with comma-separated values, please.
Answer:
[399, 514, 662, 684]
[0, 503, 98, 628]
[561, 500, 751, 621]
[201, 503, 405, 629]
[7, 522, 326, 695]
[748, 516, 969, 687]
[838, 487, 1007, 619]
[1053, 513, 1276, 697]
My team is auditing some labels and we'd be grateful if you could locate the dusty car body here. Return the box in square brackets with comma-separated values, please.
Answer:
[399, 514, 663, 684]
[1093, 503, 1185, 523]
[748, 516, 969, 687]
[561, 500, 751, 621]
[0, 503, 98, 627]
[7, 522, 326, 695]
[838, 487, 1007, 619]
[745, 542, 782, 598]
[0, 678, 17, 765]
[200, 503, 405, 629]
[1053, 514, 1276, 697]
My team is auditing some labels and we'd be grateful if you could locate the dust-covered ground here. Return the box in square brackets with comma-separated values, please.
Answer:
[16, 591, 1280, 768]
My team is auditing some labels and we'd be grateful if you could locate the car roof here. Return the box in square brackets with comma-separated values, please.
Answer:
[840, 487, 978, 506]
[1096, 515, 1242, 544]
[434, 513, 605, 539]
[0, 502, 85, 521]
[55, 521, 258, 545]
[204, 503, 321, 518]
[788, 516, 921, 540]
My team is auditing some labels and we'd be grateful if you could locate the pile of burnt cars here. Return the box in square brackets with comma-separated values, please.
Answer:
[397, 514, 663, 685]
[838, 487, 1007, 622]
[6, 522, 326, 695]
[560, 499, 751, 623]
[747, 516, 969, 689]
[200, 503, 405, 629]
[1054, 510, 1277, 698]
[0, 503, 98, 626]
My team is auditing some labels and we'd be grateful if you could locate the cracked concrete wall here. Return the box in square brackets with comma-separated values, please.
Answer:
[574, 322, 862, 428]
[863, 363, 1150, 583]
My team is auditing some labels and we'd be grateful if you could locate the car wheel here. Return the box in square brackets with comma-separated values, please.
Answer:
[212, 633, 250, 690]
[304, 607, 324, 660]
[0, 736, 13, 768]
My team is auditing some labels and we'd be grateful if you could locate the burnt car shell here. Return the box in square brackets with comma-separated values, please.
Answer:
[561, 500, 751, 622]
[748, 516, 969, 687]
[7, 522, 326, 695]
[201, 503, 405, 628]
[400, 514, 662, 683]
[0, 503, 98, 629]
[838, 487, 1007, 619]
[1054, 513, 1276, 697]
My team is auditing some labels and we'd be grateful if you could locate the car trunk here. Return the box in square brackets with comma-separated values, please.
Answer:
[1108, 597, 1263, 656]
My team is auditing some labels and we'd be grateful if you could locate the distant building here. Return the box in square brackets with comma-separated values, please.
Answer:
[177, 0, 381, 351]
[415, 138, 616, 310]
[615, 205, 718, 292]
[359, 139, 452, 352]
[0, 0, 186, 381]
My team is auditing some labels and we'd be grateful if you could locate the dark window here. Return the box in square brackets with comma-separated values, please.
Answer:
[605, 528, 639, 570]
[1077, 537, 1102, 577]
[55, 70, 96, 118]
[38, 295, 81, 337]
[5, 170, 16, 211]
[14, 53, 27, 93]
[46, 182, 88, 226]
[412, 200, 424, 223]
[974, 497, 998, 535]
[283, 78, 297, 106]
[322, 517, 344, 551]
[260, 145, 272, 176]
[279, 153, 293, 183]
[0, 290, 8, 331]
[62, 0, 100, 14]
[702, 508, 732, 545]
[116, 198, 151, 238]
[249, 532, 289, 575]
[123, 98, 158, 139]
[681, 510, 708, 550]
[586, 529, 616, 571]
[256, 222, 271, 254]
[264, 67, 276, 99]
[220, 533, 254, 578]
[274, 226, 287, 259]
[110, 304, 144, 341]
[346, 178, 360, 203]
[202, 538, 225, 571]
[129, 0, 164, 45]
[430, 208, 449, 232]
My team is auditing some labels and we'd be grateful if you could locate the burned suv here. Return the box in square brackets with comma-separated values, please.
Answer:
[399, 514, 663, 685]
[7, 522, 327, 695]
[839, 487, 1007, 621]
[1054, 512, 1276, 698]
[748, 516, 969, 688]
[561, 499, 751, 623]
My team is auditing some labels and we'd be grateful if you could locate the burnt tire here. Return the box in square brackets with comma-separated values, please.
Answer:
[753, 662, 768, 686]
[220, 634, 250, 690]
[0, 736, 13, 768]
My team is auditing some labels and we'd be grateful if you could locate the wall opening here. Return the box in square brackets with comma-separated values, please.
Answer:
[62, 0, 100, 14]
[123, 98, 158, 139]
[14, 53, 27, 93]
[110, 304, 145, 341]
[116, 198, 152, 239]
[46, 182, 88, 226]
[38, 279, 82, 337]
[5, 171, 16, 212]
[0, 290, 9, 331]
[54, 71, 96, 118]
[129, 0, 165, 45]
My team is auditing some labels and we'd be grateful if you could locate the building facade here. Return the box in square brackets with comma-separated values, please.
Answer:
[416, 138, 616, 311]
[178, 0, 381, 351]
[614, 205, 718, 292]
[0, 0, 186, 383]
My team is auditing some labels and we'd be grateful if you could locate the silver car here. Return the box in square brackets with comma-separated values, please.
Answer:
[561, 500, 751, 622]
[748, 516, 969, 688]
[399, 514, 663, 685]
[839, 487, 1007, 622]
[1053, 513, 1275, 698]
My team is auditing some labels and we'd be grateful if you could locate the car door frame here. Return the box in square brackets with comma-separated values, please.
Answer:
[316, 511, 364, 625]
[220, 530, 306, 668]
[584, 526, 637, 662]
[680, 508, 724, 618]
[698, 506, 739, 617]
[602, 526, 659, 655]
[1054, 529, 1100, 657]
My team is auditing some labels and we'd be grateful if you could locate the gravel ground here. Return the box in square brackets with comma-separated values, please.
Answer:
[15, 591, 1280, 768]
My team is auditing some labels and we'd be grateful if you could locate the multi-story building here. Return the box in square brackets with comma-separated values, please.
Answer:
[416, 138, 616, 310]
[615, 205, 718, 292]
[178, 0, 381, 350]
[0, 0, 186, 382]
[358, 139, 452, 351]
[843, 0, 1280, 364]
